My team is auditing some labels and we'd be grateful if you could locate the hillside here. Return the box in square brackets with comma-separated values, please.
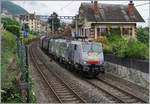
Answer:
[2, 1, 28, 16]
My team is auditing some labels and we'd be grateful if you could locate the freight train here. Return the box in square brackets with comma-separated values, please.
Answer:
[40, 36, 105, 78]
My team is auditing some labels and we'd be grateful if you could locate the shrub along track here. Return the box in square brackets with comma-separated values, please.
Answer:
[85, 77, 147, 103]
[29, 43, 86, 103]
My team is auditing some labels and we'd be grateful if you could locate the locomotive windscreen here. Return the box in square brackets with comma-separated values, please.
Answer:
[82, 43, 102, 53]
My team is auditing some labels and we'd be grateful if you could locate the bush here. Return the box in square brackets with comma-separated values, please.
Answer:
[136, 27, 149, 45]
[125, 39, 149, 59]
[106, 27, 121, 37]
[107, 34, 122, 42]
[5, 25, 21, 37]
[96, 33, 149, 60]
[111, 37, 128, 57]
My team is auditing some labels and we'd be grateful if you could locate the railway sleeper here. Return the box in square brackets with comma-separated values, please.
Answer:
[120, 95, 135, 99]
[61, 97, 79, 101]
[59, 95, 76, 98]
[124, 99, 139, 103]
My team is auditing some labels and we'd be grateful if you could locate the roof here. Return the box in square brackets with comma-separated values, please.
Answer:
[80, 3, 144, 22]
[20, 13, 37, 20]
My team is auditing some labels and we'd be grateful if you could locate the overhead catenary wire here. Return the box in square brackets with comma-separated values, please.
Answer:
[135, 2, 149, 7]
[58, 1, 75, 12]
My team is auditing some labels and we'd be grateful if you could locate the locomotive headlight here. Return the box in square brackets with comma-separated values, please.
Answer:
[83, 61, 87, 64]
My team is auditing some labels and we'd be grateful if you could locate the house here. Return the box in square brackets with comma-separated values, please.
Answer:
[19, 13, 42, 33]
[71, 1, 144, 39]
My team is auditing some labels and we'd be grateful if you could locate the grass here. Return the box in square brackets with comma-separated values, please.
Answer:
[1, 31, 22, 103]
[1, 30, 38, 103]
[1, 31, 16, 83]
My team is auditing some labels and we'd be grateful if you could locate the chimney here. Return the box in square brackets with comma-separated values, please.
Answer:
[128, 0, 134, 16]
[91, 1, 98, 12]
[94, 1, 98, 10]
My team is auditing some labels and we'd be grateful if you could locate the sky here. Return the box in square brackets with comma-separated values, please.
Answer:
[12, 0, 149, 27]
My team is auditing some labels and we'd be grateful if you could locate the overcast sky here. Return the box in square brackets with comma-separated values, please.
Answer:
[12, 0, 149, 27]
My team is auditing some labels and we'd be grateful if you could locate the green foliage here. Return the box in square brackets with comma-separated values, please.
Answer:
[2, 17, 20, 28]
[29, 31, 39, 36]
[1, 31, 16, 83]
[2, 1, 28, 16]
[1, 31, 20, 103]
[136, 27, 149, 45]
[48, 12, 61, 32]
[2, 18, 21, 37]
[5, 25, 21, 37]
[97, 33, 149, 60]
[111, 37, 128, 57]
[125, 39, 149, 59]
[33, 31, 39, 36]
[2, 87, 22, 103]
[107, 34, 122, 42]
[2, 31, 16, 49]
[1, 77, 22, 103]
[106, 27, 121, 37]
[110, 28, 121, 35]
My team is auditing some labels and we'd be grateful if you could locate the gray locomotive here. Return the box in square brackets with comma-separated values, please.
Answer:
[40, 36, 105, 78]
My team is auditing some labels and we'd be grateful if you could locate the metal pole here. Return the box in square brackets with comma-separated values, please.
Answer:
[25, 46, 29, 68]
[52, 15, 54, 34]
[75, 15, 78, 37]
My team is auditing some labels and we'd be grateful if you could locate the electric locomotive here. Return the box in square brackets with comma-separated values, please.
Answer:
[40, 36, 105, 78]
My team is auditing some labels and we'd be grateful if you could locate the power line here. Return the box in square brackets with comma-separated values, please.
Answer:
[135, 2, 149, 7]
[58, 1, 75, 11]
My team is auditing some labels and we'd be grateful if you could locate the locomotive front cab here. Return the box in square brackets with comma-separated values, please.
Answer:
[80, 42, 105, 77]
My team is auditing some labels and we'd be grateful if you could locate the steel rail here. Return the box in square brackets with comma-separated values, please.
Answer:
[86, 80, 125, 103]
[35, 44, 86, 103]
[97, 77, 147, 103]
[29, 45, 62, 103]
[30, 43, 86, 103]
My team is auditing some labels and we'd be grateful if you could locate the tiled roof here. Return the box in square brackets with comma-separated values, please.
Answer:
[80, 3, 144, 22]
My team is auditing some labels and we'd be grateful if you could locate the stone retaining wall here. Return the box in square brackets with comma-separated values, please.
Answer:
[105, 62, 149, 89]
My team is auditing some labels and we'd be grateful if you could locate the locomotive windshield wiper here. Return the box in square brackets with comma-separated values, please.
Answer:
[89, 43, 94, 52]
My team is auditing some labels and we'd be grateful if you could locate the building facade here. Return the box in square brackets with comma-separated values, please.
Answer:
[71, 1, 144, 39]
[19, 13, 48, 33]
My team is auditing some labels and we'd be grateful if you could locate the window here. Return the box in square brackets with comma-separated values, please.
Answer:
[82, 43, 102, 52]
[123, 28, 131, 35]
[97, 28, 107, 36]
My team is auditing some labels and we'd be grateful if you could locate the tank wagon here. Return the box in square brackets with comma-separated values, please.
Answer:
[40, 36, 105, 78]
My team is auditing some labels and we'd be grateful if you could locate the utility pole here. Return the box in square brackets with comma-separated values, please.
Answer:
[75, 15, 78, 37]
[52, 15, 54, 34]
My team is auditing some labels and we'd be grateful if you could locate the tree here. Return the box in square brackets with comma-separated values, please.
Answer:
[2, 17, 21, 37]
[48, 12, 60, 33]
[2, 17, 20, 28]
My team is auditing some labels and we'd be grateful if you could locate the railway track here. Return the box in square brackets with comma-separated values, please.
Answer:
[29, 43, 86, 103]
[86, 78, 147, 103]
